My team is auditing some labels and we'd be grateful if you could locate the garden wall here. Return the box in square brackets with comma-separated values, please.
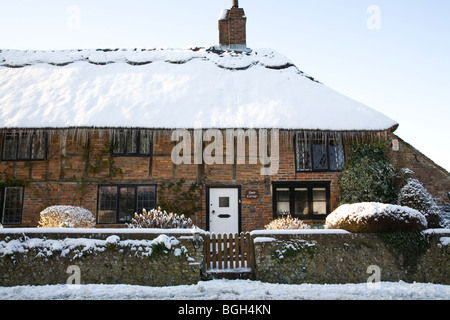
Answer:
[0, 228, 205, 287]
[1, 228, 449, 287]
[251, 229, 449, 285]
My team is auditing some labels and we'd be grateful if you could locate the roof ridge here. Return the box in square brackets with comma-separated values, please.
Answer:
[0, 47, 302, 73]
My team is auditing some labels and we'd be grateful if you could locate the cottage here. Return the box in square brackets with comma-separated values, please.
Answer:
[0, 2, 448, 233]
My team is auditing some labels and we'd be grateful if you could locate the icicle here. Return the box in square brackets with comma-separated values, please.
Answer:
[59, 130, 68, 155]
[67, 128, 75, 142]
[154, 129, 162, 144]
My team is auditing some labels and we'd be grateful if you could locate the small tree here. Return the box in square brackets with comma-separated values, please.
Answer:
[338, 141, 397, 204]
[398, 176, 442, 228]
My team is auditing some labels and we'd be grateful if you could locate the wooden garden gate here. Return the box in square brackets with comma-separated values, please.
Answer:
[203, 232, 254, 279]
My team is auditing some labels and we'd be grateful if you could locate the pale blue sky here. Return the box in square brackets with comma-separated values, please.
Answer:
[1, 0, 449, 171]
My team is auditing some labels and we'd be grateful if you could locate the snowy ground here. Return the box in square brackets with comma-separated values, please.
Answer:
[0, 279, 448, 300]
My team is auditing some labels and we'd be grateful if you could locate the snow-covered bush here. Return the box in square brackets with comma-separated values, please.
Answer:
[325, 202, 427, 233]
[38, 205, 96, 228]
[399, 167, 415, 179]
[397, 177, 442, 228]
[265, 216, 311, 230]
[128, 208, 194, 229]
[437, 202, 450, 228]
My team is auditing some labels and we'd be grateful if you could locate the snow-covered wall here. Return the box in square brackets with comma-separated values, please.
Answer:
[251, 229, 449, 285]
[0, 229, 204, 287]
[1, 228, 448, 286]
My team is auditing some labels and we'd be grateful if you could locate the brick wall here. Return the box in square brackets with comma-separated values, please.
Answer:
[388, 133, 450, 204]
[1, 129, 448, 231]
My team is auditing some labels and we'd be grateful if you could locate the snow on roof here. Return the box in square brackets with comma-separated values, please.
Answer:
[0, 48, 398, 131]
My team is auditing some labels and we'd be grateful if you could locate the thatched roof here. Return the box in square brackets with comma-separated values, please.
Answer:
[0, 47, 398, 132]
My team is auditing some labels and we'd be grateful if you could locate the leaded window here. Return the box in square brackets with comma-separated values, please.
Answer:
[273, 182, 330, 220]
[97, 185, 156, 224]
[1, 187, 24, 225]
[329, 138, 346, 171]
[2, 132, 46, 161]
[295, 134, 345, 172]
[111, 130, 152, 156]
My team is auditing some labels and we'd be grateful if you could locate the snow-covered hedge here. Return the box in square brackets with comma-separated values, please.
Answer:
[128, 208, 194, 229]
[38, 206, 96, 228]
[325, 202, 427, 233]
[265, 216, 310, 230]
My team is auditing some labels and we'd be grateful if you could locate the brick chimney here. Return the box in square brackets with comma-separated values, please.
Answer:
[218, 0, 247, 51]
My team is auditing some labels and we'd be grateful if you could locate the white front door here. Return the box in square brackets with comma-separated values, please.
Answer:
[209, 188, 239, 234]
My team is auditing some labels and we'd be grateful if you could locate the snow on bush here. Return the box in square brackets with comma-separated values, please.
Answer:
[398, 177, 442, 228]
[437, 202, 450, 229]
[128, 208, 194, 229]
[265, 216, 311, 230]
[325, 202, 427, 233]
[38, 206, 96, 228]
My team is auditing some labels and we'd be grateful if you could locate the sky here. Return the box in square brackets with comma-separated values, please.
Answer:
[0, 0, 449, 172]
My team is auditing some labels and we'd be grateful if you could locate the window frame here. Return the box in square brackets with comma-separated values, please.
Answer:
[294, 134, 345, 172]
[111, 129, 153, 157]
[1, 131, 47, 161]
[272, 181, 331, 220]
[0, 186, 24, 226]
[97, 184, 157, 225]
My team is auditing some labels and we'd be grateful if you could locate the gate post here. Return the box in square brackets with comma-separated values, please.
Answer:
[202, 232, 210, 279]
[249, 232, 256, 279]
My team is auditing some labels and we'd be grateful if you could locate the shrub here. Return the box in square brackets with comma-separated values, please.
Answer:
[38, 205, 96, 228]
[398, 177, 442, 228]
[265, 216, 311, 230]
[128, 207, 194, 229]
[325, 202, 427, 233]
[437, 202, 450, 229]
[338, 141, 397, 204]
